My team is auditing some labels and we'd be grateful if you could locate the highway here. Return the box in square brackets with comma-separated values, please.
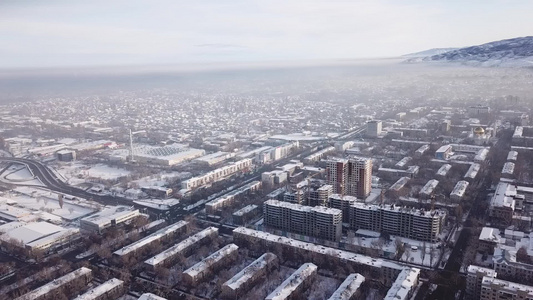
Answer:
[0, 157, 137, 208]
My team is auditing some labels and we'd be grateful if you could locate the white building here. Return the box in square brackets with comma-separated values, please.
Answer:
[502, 162, 515, 177]
[384, 268, 420, 300]
[367, 120, 382, 137]
[420, 179, 439, 199]
[0, 221, 80, 254]
[450, 181, 469, 201]
[205, 181, 261, 215]
[133, 144, 205, 166]
[436, 164, 452, 177]
[193, 151, 235, 166]
[328, 273, 365, 300]
[16, 267, 92, 300]
[507, 151, 518, 161]
[181, 158, 253, 190]
[464, 163, 481, 181]
[74, 278, 124, 300]
[80, 206, 140, 233]
[304, 146, 335, 163]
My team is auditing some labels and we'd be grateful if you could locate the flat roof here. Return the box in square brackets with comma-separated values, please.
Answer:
[265, 199, 342, 216]
[114, 221, 188, 256]
[81, 206, 138, 227]
[17, 267, 91, 300]
[265, 263, 317, 300]
[74, 278, 123, 300]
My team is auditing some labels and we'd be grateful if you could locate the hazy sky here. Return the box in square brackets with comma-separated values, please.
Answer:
[1, 0, 532, 69]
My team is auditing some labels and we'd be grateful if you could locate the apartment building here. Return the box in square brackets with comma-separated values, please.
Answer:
[326, 157, 372, 199]
[466, 266, 497, 300]
[349, 203, 447, 242]
[263, 199, 342, 242]
[480, 277, 533, 300]
[308, 184, 333, 207]
[328, 194, 357, 223]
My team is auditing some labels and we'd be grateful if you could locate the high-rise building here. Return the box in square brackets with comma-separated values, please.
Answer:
[349, 203, 447, 242]
[367, 120, 382, 137]
[326, 158, 372, 199]
[263, 199, 342, 242]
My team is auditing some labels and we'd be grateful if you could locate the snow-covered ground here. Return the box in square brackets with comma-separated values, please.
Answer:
[134, 198, 180, 211]
[6, 186, 97, 221]
[131, 172, 191, 188]
[0, 164, 44, 186]
[55, 162, 131, 184]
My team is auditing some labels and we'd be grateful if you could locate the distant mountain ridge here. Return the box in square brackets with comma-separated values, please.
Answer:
[405, 36, 533, 67]
[403, 48, 458, 57]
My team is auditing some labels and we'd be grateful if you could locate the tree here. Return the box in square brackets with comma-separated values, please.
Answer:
[516, 246, 531, 264]
[394, 238, 405, 260]
[404, 247, 412, 262]
[420, 242, 427, 266]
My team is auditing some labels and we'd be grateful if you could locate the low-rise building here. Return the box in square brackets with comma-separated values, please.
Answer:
[450, 181, 469, 201]
[80, 206, 140, 233]
[232, 204, 260, 225]
[384, 268, 420, 300]
[74, 278, 124, 300]
[16, 267, 92, 300]
[480, 276, 533, 300]
[181, 158, 253, 190]
[183, 244, 239, 286]
[265, 263, 318, 300]
[328, 273, 365, 300]
[221, 252, 279, 299]
[420, 179, 439, 199]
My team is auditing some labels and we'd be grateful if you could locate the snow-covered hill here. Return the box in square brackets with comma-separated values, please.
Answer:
[403, 48, 458, 57]
[406, 36, 533, 67]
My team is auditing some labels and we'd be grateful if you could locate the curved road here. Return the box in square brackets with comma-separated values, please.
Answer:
[0, 157, 137, 208]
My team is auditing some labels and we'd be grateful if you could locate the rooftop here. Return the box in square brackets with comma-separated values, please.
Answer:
[328, 273, 365, 300]
[74, 278, 123, 300]
[265, 263, 317, 300]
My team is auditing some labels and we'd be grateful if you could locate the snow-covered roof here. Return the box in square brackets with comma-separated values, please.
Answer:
[481, 276, 533, 296]
[144, 227, 218, 267]
[265, 263, 317, 300]
[138, 293, 167, 300]
[479, 227, 503, 244]
[74, 278, 123, 300]
[464, 163, 480, 179]
[114, 221, 188, 257]
[328, 273, 365, 300]
[384, 268, 420, 300]
[502, 162, 515, 175]
[436, 144, 452, 153]
[0, 221, 76, 247]
[223, 252, 277, 291]
[491, 182, 517, 209]
[233, 204, 259, 217]
[234, 227, 404, 272]
[264, 199, 342, 216]
[18, 267, 91, 300]
[183, 244, 238, 279]
[467, 265, 496, 277]
[420, 179, 439, 196]
[474, 148, 489, 162]
[81, 206, 138, 228]
[507, 151, 518, 161]
[390, 177, 410, 191]
[450, 181, 469, 198]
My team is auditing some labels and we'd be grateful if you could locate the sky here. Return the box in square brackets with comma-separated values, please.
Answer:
[1, 0, 532, 69]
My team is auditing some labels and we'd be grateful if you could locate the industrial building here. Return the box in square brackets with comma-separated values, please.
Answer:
[349, 203, 447, 242]
[263, 199, 343, 242]
[265, 263, 318, 300]
[133, 144, 205, 166]
[0, 221, 80, 255]
[80, 206, 140, 233]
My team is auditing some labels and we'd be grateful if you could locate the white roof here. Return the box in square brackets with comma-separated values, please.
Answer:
[464, 163, 480, 179]
[436, 144, 452, 153]
[0, 221, 75, 247]
[265, 263, 317, 300]
[467, 265, 496, 277]
[502, 162, 515, 175]
[138, 293, 167, 300]
[479, 227, 503, 244]
[384, 268, 420, 300]
[74, 278, 123, 300]
[183, 244, 238, 279]
[328, 273, 365, 300]
[491, 182, 516, 209]
[223, 252, 277, 291]
[144, 227, 218, 267]
[81, 206, 138, 227]
[390, 177, 410, 191]
[507, 151, 518, 161]
[17, 267, 91, 300]
[450, 181, 469, 198]
[420, 179, 439, 195]
[114, 221, 188, 256]
[233, 204, 258, 216]
[481, 276, 533, 296]
[264, 199, 342, 216]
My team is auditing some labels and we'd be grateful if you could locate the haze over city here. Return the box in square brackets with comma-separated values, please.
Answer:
[0, 1, 532, 300]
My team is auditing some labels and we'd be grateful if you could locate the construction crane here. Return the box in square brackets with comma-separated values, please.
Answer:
[129, 129, 146, 162]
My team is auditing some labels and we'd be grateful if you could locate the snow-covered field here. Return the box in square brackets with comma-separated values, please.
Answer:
[7, 187, 96, 221]
[0, 164, 44, 186]
[55, 163, 131, 183]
